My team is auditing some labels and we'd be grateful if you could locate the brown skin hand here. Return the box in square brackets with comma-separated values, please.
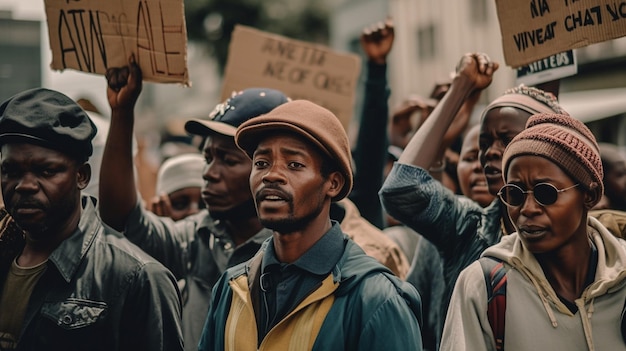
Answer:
[99, 55, 143, 231]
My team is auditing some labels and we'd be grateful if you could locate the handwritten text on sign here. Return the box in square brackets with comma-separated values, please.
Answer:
[495, 0, 626, 68]
[221, 25, 361, 131]
[44, 0, 189, 85]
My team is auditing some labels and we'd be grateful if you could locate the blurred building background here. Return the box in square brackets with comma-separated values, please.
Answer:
[330, 0, 626, 146]
[0, 13, 41, 100]
[1, 0, 625, 150]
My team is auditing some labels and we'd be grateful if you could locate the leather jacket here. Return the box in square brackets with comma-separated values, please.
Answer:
[0, 197, 183, 351]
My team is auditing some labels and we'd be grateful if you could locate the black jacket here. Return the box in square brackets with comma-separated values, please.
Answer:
[1, 197, 183, 351]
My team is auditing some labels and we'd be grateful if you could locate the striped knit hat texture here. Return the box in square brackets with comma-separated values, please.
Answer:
[480, 85, 566, 122]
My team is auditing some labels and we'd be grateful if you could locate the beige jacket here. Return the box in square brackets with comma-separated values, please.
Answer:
[338, 199, 409, 280]
[442, 216, 626, 351]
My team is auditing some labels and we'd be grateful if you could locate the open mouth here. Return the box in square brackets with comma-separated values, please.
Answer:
[483, 164, 501, 176]
[518, 226, 547, 239]
[256, 188, 291, 204]
[471, 179, 489, 190]
[262, 195, 286, 201]
[483, 165, 504, 186]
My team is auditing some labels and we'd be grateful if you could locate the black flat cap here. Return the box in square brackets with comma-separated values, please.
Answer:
[0, 88, 97, 161]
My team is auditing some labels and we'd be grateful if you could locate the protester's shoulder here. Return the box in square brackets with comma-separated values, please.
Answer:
[96, 220, 174, 274]
[178, 208, 213, 236]
[339, 241, 415, 298]
[339, 199, 402, 251]
[343, 267, 421, 326]
[454, 259, 488, 298]
[590, 209, 626, 239]
[359, 270, 419, 303]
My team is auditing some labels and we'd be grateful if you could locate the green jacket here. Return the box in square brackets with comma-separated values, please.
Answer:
[199, 236, 423, 351]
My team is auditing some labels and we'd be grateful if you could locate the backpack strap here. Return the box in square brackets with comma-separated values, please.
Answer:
[621, 299, 626, 344]
[479, 256, 507, 351]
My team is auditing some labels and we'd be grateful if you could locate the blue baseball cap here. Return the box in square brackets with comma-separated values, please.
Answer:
[184, 88, 289, 137]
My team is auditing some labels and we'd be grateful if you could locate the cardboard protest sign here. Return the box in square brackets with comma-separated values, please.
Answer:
[44, 0, 189, 85]
[495, 0, 626, 68]
[221, 25, 361, 131]
[516, 50, 578, 85]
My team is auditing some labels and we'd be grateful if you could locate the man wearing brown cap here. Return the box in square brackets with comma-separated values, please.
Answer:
[0, 88, 183, 350]
[198, 100, 423, 351]
[101, 58, 410, 351]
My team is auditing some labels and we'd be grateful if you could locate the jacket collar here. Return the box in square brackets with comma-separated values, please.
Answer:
[48, 196, 101, 283]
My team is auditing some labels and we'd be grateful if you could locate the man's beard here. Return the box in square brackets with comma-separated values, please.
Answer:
[260, 199, 324, 234]
[210, 198, 258, 221]
[10, 198, 76, 242]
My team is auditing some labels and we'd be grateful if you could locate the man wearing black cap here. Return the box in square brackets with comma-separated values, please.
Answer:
[198, 100, 423, 351]
[0, 88, 183, 350]
[99, 57, 289, 351]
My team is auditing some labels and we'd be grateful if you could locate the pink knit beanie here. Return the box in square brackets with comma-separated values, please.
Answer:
[502, 113, 603, 206]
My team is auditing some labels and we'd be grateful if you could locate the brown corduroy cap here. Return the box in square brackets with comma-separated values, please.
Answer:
[235, 100, 353, 201]
[502, 113, 604, 207]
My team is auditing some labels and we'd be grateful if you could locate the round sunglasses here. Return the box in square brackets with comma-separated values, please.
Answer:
[497, 183, 580, 207]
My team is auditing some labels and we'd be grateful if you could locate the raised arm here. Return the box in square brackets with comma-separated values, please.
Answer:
[398, 53, 498, 169]
[99, 55, 143, 231]
[349, 18, 394, 228]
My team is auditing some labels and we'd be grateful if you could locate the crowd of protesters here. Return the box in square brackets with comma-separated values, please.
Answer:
[2, 16, 626, 351]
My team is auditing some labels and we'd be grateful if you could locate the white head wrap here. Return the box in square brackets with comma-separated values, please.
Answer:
[156, 153, 205, 195]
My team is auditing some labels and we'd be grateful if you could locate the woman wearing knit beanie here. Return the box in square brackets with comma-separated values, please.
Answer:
[480, 84, 567, 234]
[442, 113, 626, 351]
[380, 53, 567, 344]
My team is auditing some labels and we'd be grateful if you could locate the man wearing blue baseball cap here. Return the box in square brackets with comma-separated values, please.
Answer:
[0, 88, 183, 350]
[99, 56, 290, 351]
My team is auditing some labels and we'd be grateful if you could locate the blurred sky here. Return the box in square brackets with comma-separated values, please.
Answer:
[1, 0, 113, 113]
